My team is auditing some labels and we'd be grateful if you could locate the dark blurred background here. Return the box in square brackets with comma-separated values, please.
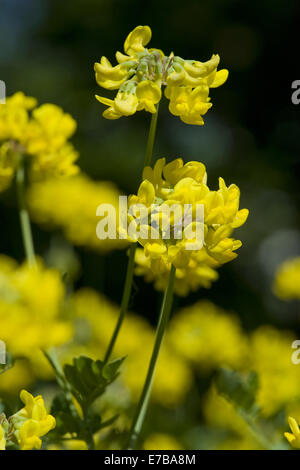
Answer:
[1, 0, 300, 333]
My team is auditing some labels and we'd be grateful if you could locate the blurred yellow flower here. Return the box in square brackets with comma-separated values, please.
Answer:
[11, 390, 56, 450]
[169, 301, 249, 371]
[284, 416, 300, 449]
[0, 360, 33, 395]
[249, 326, 299, 416]
[0, 92, 79, 192]
[0, 255, 72, 359]
[27, 174, 128, 253]
[273, 257, 300, 300]
[95, 26, 228, 125]
[143, 433, 182, 450]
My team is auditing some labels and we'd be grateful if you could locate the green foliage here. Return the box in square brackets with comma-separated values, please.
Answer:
[215, 367, 290, 450]
[215, 367, 259, 415]
[63, 355, 125, 407]
[45, 354, 124, 448]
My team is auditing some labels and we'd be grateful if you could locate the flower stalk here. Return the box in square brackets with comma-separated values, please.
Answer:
[127, 264, 176, 450]
[104, 107, 159, 363]
[16, 157, 36, 266]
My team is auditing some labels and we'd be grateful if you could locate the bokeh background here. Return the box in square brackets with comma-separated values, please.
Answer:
[1, 0, 300, 450]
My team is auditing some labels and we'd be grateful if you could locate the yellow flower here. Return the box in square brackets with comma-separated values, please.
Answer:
[11, 390, 56, 450]
[27, 174, 128, 252]
[124, 157, 248, 276]
[136, 81, 162, 113]
[0, 92, 79, 192]
[284, 417, 300, 449]
[169, 301, 248, 370]
[0, 255, 72, 363]
[166, 85, 212, 126]
[249, 326, 300, 416]
[0, 142, 18, 192]
[134, 246, 219, 296]
[273, 257, 300, 300]
[94, 26, 227, 124]
[124, 25, 152, 55]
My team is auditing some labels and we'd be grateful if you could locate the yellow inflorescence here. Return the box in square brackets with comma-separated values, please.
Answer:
[10, 390, 56, 450]
[249, 326, 300, 416]
[134, 246, 219, 296]
[273, 256, 300, 300]
[0, 92, 79, 192]
[0, 255, 72, 359]
[124, 157, 248, 284]
[27, 174, 128, 253]
[169, 301, 249, 370]
[94, 25, 228, 125]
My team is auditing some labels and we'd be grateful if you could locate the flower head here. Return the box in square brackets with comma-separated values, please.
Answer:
[94, 26, 228, 124]
[284, 416, 300, 449]
[11, 390, 56, 450]
[0, 92, 79, 192]
[122, 158, 248, 281]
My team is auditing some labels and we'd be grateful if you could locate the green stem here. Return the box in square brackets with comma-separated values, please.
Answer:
[103, 107, 159, 363]
[127, 265, 176, 450]
[104, 243, 136, 363]
[16, 160, 36, 266]
[143, 104, 159, 169]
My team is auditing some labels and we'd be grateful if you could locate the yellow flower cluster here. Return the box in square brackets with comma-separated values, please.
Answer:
[249, 326, 299, 416]
[134, 247, 219, 296]
[95, 26, 228, 125]
[0, 92, 79, 192]
[0, 255, 72, 366]
[284, 416, 300, 449]
[124, 158, 248, 281]
[169, 301, 248, 370]
[273, 257, 300, 300]
[4, 390, 56, 450]
[27, 174, 127, 253]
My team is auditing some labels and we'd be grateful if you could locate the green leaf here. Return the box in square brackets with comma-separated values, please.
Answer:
[215, 367, 259, 413]
[103, 357, 126, 381]
[50, 392, 81, 436]
[63, 355, 125, 406]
